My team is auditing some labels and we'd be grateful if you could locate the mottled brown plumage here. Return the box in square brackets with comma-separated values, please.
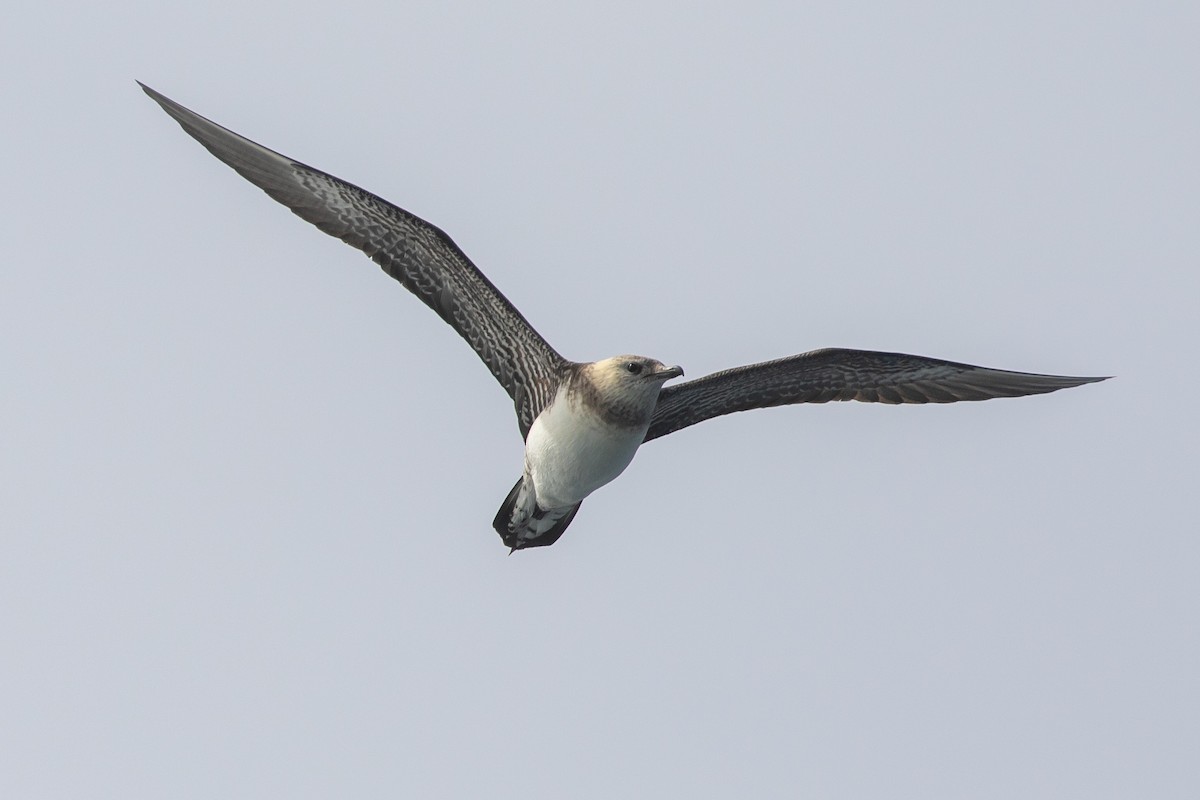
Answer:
[644, 348, 1106, 442]
[139, 83, 565, 439]
[141, 83, 1109, 551]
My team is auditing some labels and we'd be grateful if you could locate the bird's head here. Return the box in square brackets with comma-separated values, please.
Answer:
[595, 355, 685, 387]
[576, 356, 685, 427]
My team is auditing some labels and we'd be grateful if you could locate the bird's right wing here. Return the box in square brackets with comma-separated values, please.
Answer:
[644, 348, 1109, 442]
[140, 83, 566, 438]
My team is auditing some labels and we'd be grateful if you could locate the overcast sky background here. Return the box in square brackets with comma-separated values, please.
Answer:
[2, 2, 1196, 798]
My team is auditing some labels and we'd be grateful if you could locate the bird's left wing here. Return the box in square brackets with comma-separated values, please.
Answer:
[140, 83, 566, 437]
[644, 348, 1108, 442]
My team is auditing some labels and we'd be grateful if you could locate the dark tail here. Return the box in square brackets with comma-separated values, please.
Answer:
[492, 478, 582, 551]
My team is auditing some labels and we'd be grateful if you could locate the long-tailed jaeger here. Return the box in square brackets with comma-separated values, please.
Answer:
[140, 83, 1108, 551]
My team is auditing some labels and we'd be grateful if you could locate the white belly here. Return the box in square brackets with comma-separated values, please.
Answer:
[524, 398, 647, 509]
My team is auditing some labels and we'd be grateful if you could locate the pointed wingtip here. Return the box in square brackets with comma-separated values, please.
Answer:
[136, 81, 173, 110]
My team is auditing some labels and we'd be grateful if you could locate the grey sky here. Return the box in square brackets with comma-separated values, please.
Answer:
[2, 2, 1196, 798]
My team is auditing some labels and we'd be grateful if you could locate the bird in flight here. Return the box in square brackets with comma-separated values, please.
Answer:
[140, 83, 1107, 551]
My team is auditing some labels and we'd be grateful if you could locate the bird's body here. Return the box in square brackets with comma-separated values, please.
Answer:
[526, 381, 646, 511]
[140, 83, 1109, 551]
[501, 357, 682, 548]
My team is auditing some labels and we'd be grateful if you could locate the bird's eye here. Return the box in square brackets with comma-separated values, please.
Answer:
[624, 361, 643, 375]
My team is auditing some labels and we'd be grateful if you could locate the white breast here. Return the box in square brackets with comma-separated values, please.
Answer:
[524, 389, 648, 510]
